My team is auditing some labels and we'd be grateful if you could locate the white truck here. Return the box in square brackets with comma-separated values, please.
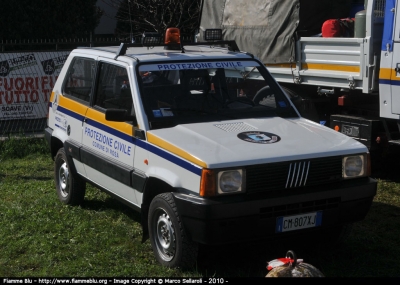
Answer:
[199, 0, 400, 153]
[45, 28, 376, 268]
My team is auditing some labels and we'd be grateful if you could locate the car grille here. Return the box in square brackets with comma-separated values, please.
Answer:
[246, 156, 343, 194]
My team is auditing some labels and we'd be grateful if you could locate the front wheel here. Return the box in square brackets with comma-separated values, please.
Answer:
[148, 193, 198, 268]
[54, 148, 86, 205]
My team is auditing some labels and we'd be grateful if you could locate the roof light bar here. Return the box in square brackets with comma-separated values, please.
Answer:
[164, 27, 182, 51]
[112, 27, 240, 59]
[165, 28, 181, 45]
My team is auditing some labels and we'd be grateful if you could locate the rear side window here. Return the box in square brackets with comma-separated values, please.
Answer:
[62, 57, 95, 104]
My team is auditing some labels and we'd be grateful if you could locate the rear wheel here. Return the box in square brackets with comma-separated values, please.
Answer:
[148, 193, 198, 268]
[54, 148, 86, 205]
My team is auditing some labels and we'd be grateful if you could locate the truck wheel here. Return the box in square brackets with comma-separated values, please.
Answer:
[148, 193, 198, 268]
[54, 148, 86, 205]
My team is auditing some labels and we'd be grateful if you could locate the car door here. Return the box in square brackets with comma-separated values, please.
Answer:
[58, 55, 96, 176]
[80, 60, 139, 206]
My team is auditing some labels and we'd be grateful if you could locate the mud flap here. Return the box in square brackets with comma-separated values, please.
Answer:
[141, 203, 150, 243]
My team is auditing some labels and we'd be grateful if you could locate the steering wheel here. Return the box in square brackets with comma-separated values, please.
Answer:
[253, 86, 274, 102]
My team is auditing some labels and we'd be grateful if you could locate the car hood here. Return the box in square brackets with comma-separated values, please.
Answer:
[147, 117, 367, 168]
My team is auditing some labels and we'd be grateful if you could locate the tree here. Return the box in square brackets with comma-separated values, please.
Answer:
[101, 0, 202, 41]
[0, 0, 103, 40]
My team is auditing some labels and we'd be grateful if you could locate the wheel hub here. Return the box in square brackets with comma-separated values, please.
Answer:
[155, 211, 176, 261]
[58, 161, 69, 197]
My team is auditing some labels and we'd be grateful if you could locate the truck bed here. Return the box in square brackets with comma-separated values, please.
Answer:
[266, 0, 385, 95]
[266, 37, 369, 92]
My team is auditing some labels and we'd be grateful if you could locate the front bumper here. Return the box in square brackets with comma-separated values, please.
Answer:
[173, 177, 377, 244]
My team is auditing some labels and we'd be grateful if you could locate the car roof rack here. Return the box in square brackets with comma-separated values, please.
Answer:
[113, 41, 240, 59]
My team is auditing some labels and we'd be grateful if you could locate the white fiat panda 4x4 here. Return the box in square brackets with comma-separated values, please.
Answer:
[45, 28, 377, 268]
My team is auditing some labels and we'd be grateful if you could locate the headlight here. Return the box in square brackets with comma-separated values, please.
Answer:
[200, 168, 246, 197]
[218, 170, 244, 193]
[343, 154, 370, 178]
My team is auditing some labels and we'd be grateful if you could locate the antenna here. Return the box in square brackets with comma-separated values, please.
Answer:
[128, 0, 134, 43]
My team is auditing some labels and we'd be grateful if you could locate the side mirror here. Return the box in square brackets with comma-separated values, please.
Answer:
[105, 109, 137, 125]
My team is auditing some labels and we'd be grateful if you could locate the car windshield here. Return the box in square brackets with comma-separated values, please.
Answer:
[138, 60, 297, 129]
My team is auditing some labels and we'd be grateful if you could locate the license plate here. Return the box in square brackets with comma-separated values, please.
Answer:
[276, 211, 322, 233]
[342, 125, 359, 137]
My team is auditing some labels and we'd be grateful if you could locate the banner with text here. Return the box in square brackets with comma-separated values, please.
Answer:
[0, 51, 70, 120]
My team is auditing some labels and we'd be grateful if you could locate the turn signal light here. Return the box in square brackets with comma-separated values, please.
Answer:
[200, 169, 216, 197]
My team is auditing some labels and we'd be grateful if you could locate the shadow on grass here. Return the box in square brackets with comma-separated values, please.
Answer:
[74, 183, 399, 277]
[193, 201, 400, 277]
[371, 147, 400, 183]
[81, 197, 142, 224]
[18, 176, 53, 181]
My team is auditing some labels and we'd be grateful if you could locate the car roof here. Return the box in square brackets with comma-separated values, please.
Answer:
[74, 44, 254, 63]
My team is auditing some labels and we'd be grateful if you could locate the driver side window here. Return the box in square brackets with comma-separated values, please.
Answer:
[94, 63, 134, 116]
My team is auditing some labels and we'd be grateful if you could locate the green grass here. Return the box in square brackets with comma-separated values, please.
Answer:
[0, 136, 49, 160]
[0, 139, 400, 277]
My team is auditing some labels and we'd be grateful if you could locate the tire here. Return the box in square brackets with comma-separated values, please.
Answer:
[148, 193, 198, 268]
[54, 148, 86, 205]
